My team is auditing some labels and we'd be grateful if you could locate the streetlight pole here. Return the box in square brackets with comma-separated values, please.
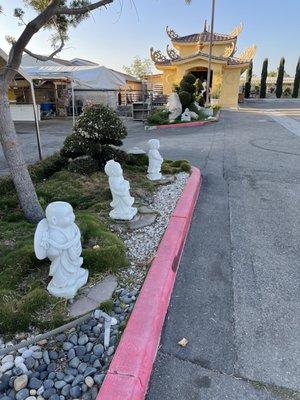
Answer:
[206, 0, 216, 105]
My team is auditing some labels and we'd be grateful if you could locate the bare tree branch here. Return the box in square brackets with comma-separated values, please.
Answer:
[57, 0, 113, 15]
[23, 34, 65, 62]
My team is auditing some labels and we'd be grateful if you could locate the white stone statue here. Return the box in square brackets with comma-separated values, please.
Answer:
[167, 92, 182, 122]
[181, 108, 191, 122]
[189, 110, 199, 120]
[204, 107, 214, 117]
[34, 201, 88, 299]
[105, 160, 137, 220]
[147, 139, 163, 181]
[193, 101, 201, 111]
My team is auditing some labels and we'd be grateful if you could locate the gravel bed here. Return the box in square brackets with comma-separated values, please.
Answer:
[0, 172, 189, 400]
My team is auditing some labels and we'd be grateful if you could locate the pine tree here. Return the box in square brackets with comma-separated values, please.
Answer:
[244, 61, 253, 98]
[292, 56, 300, 98]
[259, 58, 268, 98]
[276, 57, 285, 98]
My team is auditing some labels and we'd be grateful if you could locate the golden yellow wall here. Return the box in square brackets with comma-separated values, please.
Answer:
[219, 68, 242, 108]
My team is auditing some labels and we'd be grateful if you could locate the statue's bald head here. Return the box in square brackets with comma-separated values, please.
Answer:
[46, 201, 75, 227]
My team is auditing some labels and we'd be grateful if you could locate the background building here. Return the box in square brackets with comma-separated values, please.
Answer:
[148, 22, 256, 108]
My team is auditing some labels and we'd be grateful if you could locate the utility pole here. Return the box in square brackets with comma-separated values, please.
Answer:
[206, 0, 216, 105]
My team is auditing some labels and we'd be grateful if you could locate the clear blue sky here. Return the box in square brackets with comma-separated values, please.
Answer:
[0, 0, 299, 76]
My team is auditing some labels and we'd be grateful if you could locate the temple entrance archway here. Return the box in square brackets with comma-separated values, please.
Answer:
[187, 67, 213, 87]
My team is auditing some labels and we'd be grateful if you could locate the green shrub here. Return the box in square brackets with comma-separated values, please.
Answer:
[61, 104, 127, 165]
[181, 162, 191, 173]
[126, 153, 149, 167]
[179, 81, 195, 93]
[96, 146, 128, 169]
[147, 108, 170, 125]
[179, 91, 192, 107]
[68, 156, 99, 175]
[74, 104, 127, 145]
[184, 73, 197, 84]
[161, 159, 191, 174]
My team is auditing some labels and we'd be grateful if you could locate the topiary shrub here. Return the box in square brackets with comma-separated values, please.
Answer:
[178, 73, 197, 109]
[184, 73, 197, 85]
[68, 156, 99, 175]
[97, 146, 128, 169]
[179, 81, 195, 93]
[61, 104, 127, 167]
[179, 91, 192, 108]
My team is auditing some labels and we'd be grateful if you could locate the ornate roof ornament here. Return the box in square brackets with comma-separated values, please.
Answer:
[150, 47, 168, 64]
[236, 44, 257, 62]
[166, 26, 179, 40]
[223, 42, 235, 58]
[166, 45, 180, 61]
[229, 22, 243, 37]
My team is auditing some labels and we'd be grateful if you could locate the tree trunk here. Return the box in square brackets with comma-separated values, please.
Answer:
[0, 82, 44, 223]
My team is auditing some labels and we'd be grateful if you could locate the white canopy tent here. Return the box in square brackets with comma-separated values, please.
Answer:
[23, 64, 129, 90]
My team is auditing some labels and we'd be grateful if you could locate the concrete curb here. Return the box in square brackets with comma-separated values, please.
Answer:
[97, 167, 202, 400]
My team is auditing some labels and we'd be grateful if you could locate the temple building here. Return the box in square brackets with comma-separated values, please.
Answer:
[148, 22, 256, 108]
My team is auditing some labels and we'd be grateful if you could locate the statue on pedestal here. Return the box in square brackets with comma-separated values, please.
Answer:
[147, 139, 163, 181]
[34, 201, 88, 299]
[105, 160, 137, 220]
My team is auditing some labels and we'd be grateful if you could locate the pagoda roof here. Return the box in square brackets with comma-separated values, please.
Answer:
[150, 45, 256, 68]
[172, 32, 236, 43]
[166, 23, 243, 44]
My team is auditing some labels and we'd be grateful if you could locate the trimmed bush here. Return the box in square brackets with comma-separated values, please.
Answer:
[68, 156, 99, 175]
[179, 91, 192, 108]
[61, 104, 127, 165]
[179, 81, 195, 93]
[73, 104, 127, 145]
[184, 73, 197, 84]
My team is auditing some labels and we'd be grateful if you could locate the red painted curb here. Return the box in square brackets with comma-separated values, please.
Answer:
[97, 167, 202, 400]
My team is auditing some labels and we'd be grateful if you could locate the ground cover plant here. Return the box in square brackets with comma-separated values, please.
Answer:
[0, 151, 190, 336]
